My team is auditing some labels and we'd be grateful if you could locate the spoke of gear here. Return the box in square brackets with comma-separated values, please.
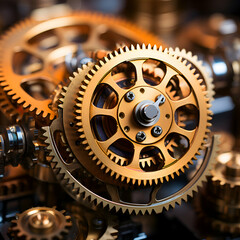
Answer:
[8, 206, 73, 240]
[75, 44, 212, 186]
[0, 12, 162, 123]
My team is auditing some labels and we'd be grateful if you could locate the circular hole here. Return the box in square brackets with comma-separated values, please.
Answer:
[165, 114, 170, 119]
[119, 112, 125, 119]
[124, 126, 130, 132]
[140, 88, 145, 94]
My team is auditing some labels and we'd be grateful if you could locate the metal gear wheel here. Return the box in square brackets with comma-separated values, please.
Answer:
[55, 60, 184, 182]
[8, 206, 73, 240]
[196, 151, 240, 235]
[0, 12, 162, 123]
[43, 44, 219, 214]
[75, 44, 212, 185]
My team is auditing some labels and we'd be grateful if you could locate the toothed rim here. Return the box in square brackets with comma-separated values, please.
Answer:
[168, 47, 215, 102]
[75, 44, 213, 186]
[44, 122, 219, 214]
[0, 11, 162, 122]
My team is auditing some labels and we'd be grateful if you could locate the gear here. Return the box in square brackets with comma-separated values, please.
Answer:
[75, 44, 212, 185]
[8, 206, 73, 240]
[196, 151, 240, 235]
[0, 12, 162, 123]
[44, 47, 219, 214]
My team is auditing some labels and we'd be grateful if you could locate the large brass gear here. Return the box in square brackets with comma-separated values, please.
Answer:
[0, 12, 162, 123]
[75, 44, 212, 185]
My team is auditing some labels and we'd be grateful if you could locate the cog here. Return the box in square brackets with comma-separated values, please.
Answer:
[168, 47, 215, 102]
[0, 12, 162, 123]
[44, 123, 219, 214]
[8, 206, 72, 240]
[195, 151, 240, 235]
[75, 44, 212, 186]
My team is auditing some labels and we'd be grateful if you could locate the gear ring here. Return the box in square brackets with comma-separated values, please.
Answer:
[75, 44, 212, 185]
[0, 12, 162, 122]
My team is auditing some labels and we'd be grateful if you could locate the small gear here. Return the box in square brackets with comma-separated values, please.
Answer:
[0, 12, 162, 123]
[75, 44, 212, 185]
[196, 151, 240, 235]
[8, 206, 73, 240]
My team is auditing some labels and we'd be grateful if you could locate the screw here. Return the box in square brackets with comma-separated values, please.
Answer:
[155, 94, 165, 105]
[136, 131, 146, 142]
[125, 91, 135, 102]
[151, 126, 162, 137]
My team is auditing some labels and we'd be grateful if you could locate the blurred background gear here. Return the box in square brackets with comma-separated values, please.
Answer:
[195, 151, 240, 236]
[0, 12, 162, 124]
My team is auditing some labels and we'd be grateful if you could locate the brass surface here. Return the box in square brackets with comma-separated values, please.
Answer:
[76, 44, 212, 185]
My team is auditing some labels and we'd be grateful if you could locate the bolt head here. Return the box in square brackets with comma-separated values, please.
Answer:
[151, 126, 162, 137]
[136, 131, 146, 142]
[125, 91, 135, 102]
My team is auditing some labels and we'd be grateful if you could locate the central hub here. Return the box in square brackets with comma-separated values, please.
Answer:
[118, 86, 173, 144]
[29, 212, 54, 231]
[135, 94, 165, 127]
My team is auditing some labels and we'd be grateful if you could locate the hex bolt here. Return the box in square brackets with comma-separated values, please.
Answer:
[125, 91, 135, 102]
[136, 131, 146, 142]
[151, 126, 162, 137]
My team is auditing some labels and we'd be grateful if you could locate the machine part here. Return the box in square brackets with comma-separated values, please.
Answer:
[0, 12, 162, 123]
[0, 114, 55, 182]
[44, 124, 219, 214]
[168, 47, 215, 102]
[66, 203, 118, 240]
[75, 44, 212, 185]
[177, 14, 240, 92]
[8, 206, 73, 240]
[65, 45, 94, 73]
[44, 46, 218, 214]
[54, 58, 189, 186]
[196, 151, 240, 235]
